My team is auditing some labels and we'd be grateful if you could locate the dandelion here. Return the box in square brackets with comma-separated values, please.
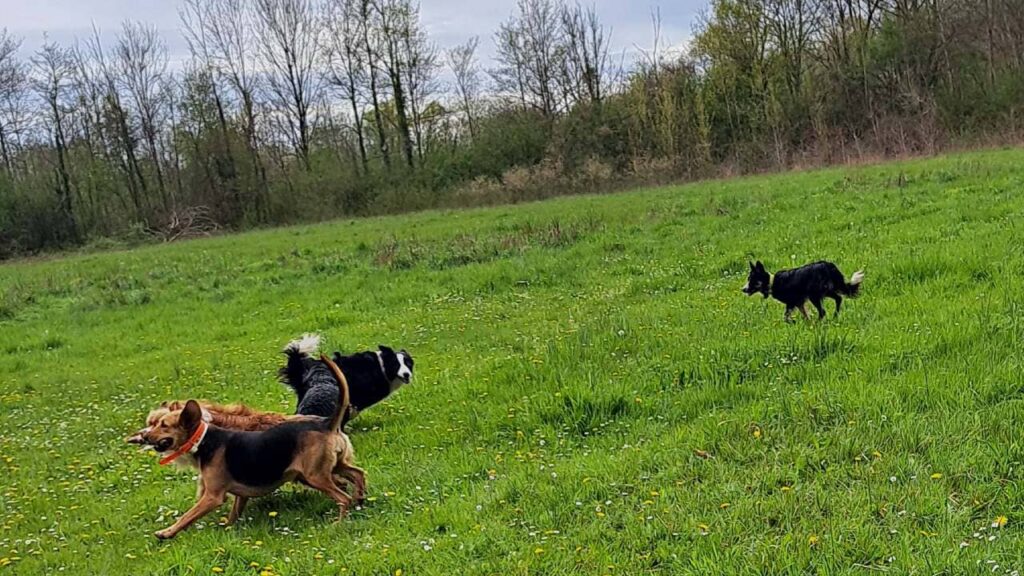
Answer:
[719, 502, 730, 509]
[993, 516, 1008, 529]
[268, 511, 278, 518]
[752, 427, 762, 439]
[534, 548, 544, 555]
[250, 562, 260, 568]
[780, 486, 792, 493]
[930, 473, 942, 480]
[395, 570, 403, 576]
[808, 535, 819, 547]
[872, 451, 882, 459]
[212, 568, 224, 574]
[698, 523, 710, 535]
[260, 572, 274, 576]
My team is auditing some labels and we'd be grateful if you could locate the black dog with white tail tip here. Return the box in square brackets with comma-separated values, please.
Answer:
[279, 334, 414, 427]
[742, 260, 864, 322]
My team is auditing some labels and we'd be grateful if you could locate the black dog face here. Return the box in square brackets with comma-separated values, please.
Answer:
[742, 261, 771, 298]
[378, 345, 414, 386]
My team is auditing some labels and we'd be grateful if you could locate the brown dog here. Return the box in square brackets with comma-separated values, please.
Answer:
[140, 356, 365, 539]
[126, 401, 296, 445]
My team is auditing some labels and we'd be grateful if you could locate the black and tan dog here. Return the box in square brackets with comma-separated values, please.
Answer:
[139, 355, 365, 539]
[742, 260, 864, 322]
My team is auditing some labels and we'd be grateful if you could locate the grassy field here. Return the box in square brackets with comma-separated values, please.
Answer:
[2, 149, 1024, 575]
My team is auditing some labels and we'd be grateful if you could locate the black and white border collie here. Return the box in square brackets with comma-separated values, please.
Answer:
[742, 260, 864, 322]
[279, 334, 414, 426]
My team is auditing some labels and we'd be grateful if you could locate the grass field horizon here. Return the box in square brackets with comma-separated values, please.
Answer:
[2, 148, 1024, 574]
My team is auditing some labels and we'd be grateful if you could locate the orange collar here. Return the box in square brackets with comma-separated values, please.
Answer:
[159, 421, 208, 466]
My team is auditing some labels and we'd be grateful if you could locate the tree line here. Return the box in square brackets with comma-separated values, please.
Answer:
[0, 0, 1021, 256]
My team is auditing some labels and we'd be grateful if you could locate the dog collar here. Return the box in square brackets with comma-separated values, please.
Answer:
[158, 421, 208, 466]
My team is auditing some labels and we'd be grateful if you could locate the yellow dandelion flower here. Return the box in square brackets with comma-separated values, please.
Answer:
[698, 523, 710, 535]
[780, 486, 792, 492]
[808, 535, 819, 546]
[534, 548, 544, 555]
[994, 516, 1008, 528]
[752, 427, 762, 439]
[720, 502, 730, 509]
[930, 473, 942, 480]
[395, 570, 403, 576]
[268, 511, 278, 518]
[212, 568, 224, 574]
[250, 562, 260, 568]
[872, 451, 882, 459]
[260, 572, 273, 576]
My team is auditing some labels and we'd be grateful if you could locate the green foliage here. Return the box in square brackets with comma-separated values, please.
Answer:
[2, 149, 1024, 574]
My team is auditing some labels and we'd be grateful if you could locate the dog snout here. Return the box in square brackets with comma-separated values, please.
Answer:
[125, 427, 151, 444]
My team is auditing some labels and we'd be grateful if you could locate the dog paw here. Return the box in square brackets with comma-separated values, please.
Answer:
[154, 529, 175, 540]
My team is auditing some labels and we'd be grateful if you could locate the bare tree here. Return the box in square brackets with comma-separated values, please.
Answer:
[253, 0, 325, 169]
[401, 14, 439, 160]
[84, 27, 150, 219]
[323, 0, 370, 173]
[446, 37, 481, 138]
[493, 0, 565, 117]
[560, 3, 611, 106]
[0, 29, 29, 175]
[359, 0, 392, 168]
[31, 40, 78, 240]
[180, 0, 269, 219]
[373, 0, 417, 169]
[116, 21, 171, 206]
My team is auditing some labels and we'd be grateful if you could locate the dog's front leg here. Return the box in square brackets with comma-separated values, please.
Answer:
[784, 306, 795, 323]
[155, 491, 226, 539]
[226, 495, 248, 525]
[798, 304, 810, 321]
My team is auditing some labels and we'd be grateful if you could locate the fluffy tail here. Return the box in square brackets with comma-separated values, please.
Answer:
[320, 354, 350, 432]
[841, 270, 865, 297]
[278, 334, 321, 398]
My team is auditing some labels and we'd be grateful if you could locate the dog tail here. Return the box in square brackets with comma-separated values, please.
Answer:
[320, 354, 350, 432]
[841, 270, 865, 297]
[278, 334, 321, 398]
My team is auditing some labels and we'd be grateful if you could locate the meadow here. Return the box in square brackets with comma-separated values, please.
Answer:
[2, 148, 1024, 575]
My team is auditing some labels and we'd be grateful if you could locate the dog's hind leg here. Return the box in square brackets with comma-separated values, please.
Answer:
[811, 298, 826, 320]
[830, 294, 842, 316]
[798, 304, 810, 321]
[226, 495, 248, 525]
[336, 465, 367, 504]
[305, 472, 354, 521]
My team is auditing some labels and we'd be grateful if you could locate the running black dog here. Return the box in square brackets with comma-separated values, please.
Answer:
[279, 334, 414, 426]
[742, 260, 864, 322]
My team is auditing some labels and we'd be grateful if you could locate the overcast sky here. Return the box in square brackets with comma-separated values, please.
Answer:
[5, 0, 700, 68]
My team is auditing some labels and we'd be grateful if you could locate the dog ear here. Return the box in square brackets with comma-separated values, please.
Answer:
[749, 261, 755, 270]
[181, 400, 203, 432]
[378, 344, 395, 356]
[755, 261, 765, 272]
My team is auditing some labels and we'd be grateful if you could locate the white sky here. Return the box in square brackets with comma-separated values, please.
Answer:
[3, 0, 700, 68]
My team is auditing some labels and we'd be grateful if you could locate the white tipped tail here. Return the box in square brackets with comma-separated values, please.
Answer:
[284, 333, 321, 356]
[850, 270, 865, 285]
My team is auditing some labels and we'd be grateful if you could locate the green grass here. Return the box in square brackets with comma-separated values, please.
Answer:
[3, 148, 1024, 575]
